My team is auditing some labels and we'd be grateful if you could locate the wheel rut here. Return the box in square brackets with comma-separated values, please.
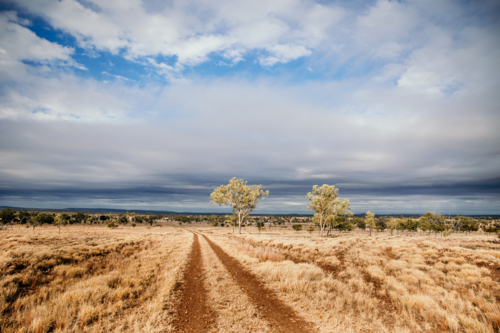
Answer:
[173, 233, 216, 332]
[201, 233, 314, 333]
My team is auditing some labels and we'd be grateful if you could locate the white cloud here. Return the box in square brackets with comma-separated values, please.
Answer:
[12, 0, 344, 69]
[259, 44, 312, 66]
[0, 11, 76, 65]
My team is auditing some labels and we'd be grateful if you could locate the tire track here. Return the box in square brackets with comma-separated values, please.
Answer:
[173, 233, 216, 332]
[201, 234, 314, 333]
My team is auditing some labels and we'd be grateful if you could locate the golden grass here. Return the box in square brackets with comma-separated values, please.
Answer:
[0, 226, 192, 333]
[206, 229, 500, 333]
[2, 224, 499, 333]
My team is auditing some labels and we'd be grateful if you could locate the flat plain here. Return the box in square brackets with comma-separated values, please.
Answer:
[1, 225, 499, 332]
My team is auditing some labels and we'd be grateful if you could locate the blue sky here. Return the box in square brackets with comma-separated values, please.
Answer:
[0, 0, 499, 214]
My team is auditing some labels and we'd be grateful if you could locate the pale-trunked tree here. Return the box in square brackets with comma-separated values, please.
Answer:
[210, 177, 269, 234]
[306, 184, 351, 237]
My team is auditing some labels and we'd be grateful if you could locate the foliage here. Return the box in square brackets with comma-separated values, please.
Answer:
[146, 215, 159, 226]
[0, 208, 15, 225]
[306, 184, 351, 236]
[256, 220, 264, 233]
[332, 217, 354, 232]
[73, 212, 88, 223]
[375, 217, 387, 231]
[175, 215, 191, 223]
[17, 211, 32, 224]
[419, 212, 454, 236]
[225, 214, 238, 233]
[484, 223, 500, 233]
[34, 213, 55, 225]
[398, 218, 420, 232]
[126, 212, 136, 222]
[352, 217, 366, 230]
[210, 177, 269, 234]
[292, 224, 303, 232]
[107, 220, 117, 228]
[387, 218, 399, 235]
[53, 214, 68, 233]
[29, 213, 54, 230]
[307, 226, 315, 233]
[365, 211, 376, 236]
[459, 216, 478, 233]
[131, 223, 136, 227]
[210, 214, 219, 227]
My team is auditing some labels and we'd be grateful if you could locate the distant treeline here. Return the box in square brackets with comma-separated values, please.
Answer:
[1, 208, 499, 236]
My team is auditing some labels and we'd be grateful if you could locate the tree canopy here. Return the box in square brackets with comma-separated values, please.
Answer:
[210, 177, 269, 234]
[306, 184, 351, 237]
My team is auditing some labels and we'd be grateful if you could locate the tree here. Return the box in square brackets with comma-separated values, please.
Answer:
[365, 211, 376, 236]
[332, 217, 354, 233]
[256, 220, 264, 234]
[29, 216, 41, 230]
[73, 212, 88, 224]
[398, 218, 420, 235]
[419, 212, 450, 236]
[53, 214, 68, 234]
[210, 214, 219, 227]
[99, 215, 110, 222]
[292, 224, 302, 232]
[126, 212, 136, 223]
[307, 226, 315, 234]
[175, 215, 191, 224]
[146, 215, 156, 226]
[375, 217, 387, 232]
[387, 218, 399, 235]
[225, 214, 238, 233]
[107, 220, 118, 228]
[459, 216, 478, 234]
[0, 208, 15, 228]
[35, 213, 54, 225]
[353, 217, 366, 230]
[306, 185, 351, 237]
[18, 211, 31, 226]
[210, 177, 269, 234]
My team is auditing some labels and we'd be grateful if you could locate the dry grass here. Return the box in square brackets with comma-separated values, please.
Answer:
[2, 224, 499, 333]
[206, 229, 500, 333]
[0, 226, 192, 333]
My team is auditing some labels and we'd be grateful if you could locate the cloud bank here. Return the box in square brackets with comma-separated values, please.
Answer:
[0, 0, 499, 214]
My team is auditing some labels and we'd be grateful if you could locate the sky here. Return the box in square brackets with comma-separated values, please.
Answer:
[0, 0, 499, 215]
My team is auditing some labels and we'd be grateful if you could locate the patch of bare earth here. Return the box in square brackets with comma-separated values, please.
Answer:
[173, 233, 216, 332]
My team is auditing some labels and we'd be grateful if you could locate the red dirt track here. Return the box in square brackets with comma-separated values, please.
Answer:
[173, 233, 216, 332]
[201, 234, 314, 333]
